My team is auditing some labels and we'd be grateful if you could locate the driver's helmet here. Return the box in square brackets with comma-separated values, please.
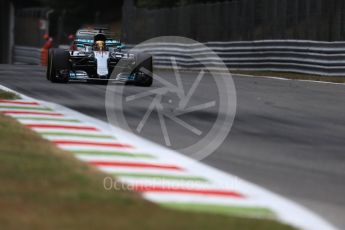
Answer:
[95, 40, 105, 51]
[94, 34, 106, 51]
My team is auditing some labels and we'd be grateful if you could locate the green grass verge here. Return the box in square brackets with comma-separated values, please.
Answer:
[232, 70, 345, 83]
[0, 89, 19, 99]
[0, 91, 295, 230]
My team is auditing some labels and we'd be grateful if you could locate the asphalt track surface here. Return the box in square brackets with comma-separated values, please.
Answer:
[0, 64, 344, 229]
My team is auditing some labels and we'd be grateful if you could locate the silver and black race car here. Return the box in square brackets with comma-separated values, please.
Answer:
[46, 28, 153, 86]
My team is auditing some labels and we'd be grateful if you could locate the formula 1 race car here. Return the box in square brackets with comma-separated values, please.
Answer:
[46, 28, 153, 86]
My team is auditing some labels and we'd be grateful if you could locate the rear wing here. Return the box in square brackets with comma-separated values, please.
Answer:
[76, 29, 116, 38]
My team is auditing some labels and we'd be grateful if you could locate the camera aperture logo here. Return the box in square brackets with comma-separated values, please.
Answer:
[106, 36, 236, 160]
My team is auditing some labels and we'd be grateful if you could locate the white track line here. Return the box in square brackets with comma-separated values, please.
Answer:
[234, 73, 345, 86]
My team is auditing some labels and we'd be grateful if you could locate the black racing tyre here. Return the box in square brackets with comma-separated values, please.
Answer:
[47, 48, 70, 83]
[46, 50, 51, 80]
[134, 53, 153, 87]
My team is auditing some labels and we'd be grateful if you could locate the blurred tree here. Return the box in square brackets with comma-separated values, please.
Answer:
[36, 0, 123, 21]
[136, 0, 236, 8]
[34, 0, 123, 38]
[12, 0, 42, 8]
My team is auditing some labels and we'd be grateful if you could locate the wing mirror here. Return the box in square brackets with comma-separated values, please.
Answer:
[85, 45, 92, 53]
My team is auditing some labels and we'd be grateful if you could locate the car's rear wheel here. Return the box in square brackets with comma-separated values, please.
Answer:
[46, 51, 51, 80]
[47, 49, 70, 83]
[134, 53, 153, 87]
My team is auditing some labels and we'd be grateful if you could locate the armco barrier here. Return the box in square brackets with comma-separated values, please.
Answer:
[13, 40, 345, 76]
[129, 40, 345, 76]
[13, 46, 41, 65]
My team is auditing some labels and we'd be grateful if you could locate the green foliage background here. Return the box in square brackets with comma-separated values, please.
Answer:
[136, 0, 234, 8]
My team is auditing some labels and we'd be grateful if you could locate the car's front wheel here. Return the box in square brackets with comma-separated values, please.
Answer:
[47, 49, 70, 83]
[134, 53, 153, 87]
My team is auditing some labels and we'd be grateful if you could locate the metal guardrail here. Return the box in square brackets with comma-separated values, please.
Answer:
[128, 40, 345, 76]
[13, 40, 345, 76]
[13, 46, 41, 65]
